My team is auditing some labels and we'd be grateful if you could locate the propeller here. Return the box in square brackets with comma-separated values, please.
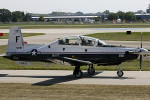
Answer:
[139, 55, 142, 71]
[139, 32, 143, 71]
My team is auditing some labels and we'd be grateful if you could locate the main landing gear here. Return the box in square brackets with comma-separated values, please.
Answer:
[117, 65, 124, 77]
[88, 64, 95, 76]
[73, 64, 95, 78]
[73, 65, 83, 78]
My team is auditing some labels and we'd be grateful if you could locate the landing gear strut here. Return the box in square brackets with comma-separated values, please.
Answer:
[73, 64, 95, 78]
[88, 64, 95, 76]
[117, 65, 124, 77]
[73, 65, 83, 78]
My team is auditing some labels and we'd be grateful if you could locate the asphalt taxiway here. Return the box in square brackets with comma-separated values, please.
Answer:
[0, 70, 150, 85]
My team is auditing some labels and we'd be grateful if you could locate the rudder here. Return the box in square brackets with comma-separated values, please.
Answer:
[7, 26, 24, 54]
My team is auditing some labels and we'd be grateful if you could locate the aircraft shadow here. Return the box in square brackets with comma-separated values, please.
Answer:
[0, 74, 8, 77]
[33, 72, 104, 86]
[1, 72, 102, 86]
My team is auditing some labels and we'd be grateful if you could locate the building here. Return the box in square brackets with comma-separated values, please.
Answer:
[31, 16, 100, 23]
[146, 4, 150, 13]
[134, 4, 150, 21]
[135, 14, 150, 20]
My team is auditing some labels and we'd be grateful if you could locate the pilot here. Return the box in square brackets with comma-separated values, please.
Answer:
[97, 41, 103, 46]
[65, 39, 69, 45]
[81, 39, 87, 45]
[88, 40, 92, 46]
[59, 39, 65, 45]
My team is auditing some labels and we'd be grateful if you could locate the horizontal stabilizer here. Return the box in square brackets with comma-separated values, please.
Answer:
[0, 53, 7, 57]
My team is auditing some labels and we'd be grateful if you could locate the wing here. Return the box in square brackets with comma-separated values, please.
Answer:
[60, 57, 92, 66]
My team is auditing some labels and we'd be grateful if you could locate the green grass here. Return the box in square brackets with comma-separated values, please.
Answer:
[0, 23, 150, 29]
[0, 33, 45, 39]
[0, 84, 150, 100]
[86, 32, 150, 41]
[0, 45, 6, 54]
[0, 45, 150, 70]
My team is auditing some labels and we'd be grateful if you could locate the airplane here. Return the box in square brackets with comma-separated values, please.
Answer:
[0, 26, 149, 78]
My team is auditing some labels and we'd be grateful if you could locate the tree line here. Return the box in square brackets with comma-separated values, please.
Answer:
[0, 9, 137, 23]
[0, 9, 31, 22]
[108, 11, 136, 22]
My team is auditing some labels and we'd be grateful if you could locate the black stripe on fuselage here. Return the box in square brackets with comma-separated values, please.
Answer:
[8, 53, 139, 65]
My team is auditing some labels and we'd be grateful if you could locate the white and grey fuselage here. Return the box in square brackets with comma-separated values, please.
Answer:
[6, 27, 148, 66]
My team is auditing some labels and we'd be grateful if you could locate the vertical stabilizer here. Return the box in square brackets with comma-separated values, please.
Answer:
[7, 26, 24, 54]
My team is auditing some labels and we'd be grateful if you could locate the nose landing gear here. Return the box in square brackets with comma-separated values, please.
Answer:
[117, 65, 124, 77]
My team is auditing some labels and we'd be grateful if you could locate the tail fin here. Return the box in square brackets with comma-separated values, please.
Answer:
[7, 26, 24, 53]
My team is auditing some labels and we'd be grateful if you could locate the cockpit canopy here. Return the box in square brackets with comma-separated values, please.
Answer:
[58, 36, 107, 47]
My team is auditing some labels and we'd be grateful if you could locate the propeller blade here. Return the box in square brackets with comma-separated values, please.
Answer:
[139, 55, 142, 71]
[148, 51, 150, 56]
[139, 32, 143, 71]
[140, 32, 143, 48]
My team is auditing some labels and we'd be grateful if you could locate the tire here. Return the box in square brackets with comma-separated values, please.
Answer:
[117, 70, 124, 77]
[88, 67, 95, 76]
[73, 70, 83, 78]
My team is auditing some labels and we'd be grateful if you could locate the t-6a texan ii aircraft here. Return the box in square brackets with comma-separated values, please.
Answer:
[1, 26, 150, 78]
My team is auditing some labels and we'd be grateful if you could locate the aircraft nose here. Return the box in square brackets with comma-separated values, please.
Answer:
[140, 48, 148, 52]
[139, 48, 149, 55]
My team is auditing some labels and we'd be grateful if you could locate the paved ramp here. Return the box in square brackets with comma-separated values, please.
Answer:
[0, 70, 150, 85]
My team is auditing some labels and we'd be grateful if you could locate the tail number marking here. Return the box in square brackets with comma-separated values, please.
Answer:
[16, 47, 22, 49]
[16, 36, 20, 43]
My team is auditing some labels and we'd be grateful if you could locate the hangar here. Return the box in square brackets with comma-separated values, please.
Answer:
[135, 14, 150, 21]
[32, 16, 100, 23]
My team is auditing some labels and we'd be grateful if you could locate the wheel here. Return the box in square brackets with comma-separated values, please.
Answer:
[88, 66, 95, 76]
[73, 70, 83, 78]
[117, 70, 124, 77]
